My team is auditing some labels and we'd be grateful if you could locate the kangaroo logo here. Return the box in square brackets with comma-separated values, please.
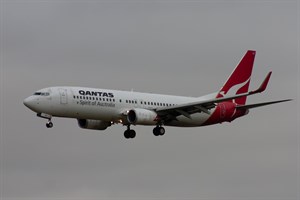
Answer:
[219, 77, 251, 98]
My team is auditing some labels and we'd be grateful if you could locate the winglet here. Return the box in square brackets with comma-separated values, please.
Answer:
[250, 71, 272, 94]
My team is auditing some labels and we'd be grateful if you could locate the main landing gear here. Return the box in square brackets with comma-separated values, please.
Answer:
[124, 125, 136, 139]
[153, 126, 165, 136]
[123, 125, 165, 139]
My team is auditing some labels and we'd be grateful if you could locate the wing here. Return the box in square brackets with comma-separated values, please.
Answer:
[155, 72, 289, 122]
[236, 99, 292, 110]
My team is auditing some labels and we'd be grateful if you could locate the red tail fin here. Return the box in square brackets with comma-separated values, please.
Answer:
[216, 50, 256, 105]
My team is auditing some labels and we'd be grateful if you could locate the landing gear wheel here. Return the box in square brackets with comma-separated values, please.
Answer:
[124, 129, 136, 139]
[129, 130, 136, 138]
[124, 130, 131, 139]
[158, 127, 165, 136]
[46, 121, 53, 128]
[153, 126, 165, 136]
[153, 127, 160, 136]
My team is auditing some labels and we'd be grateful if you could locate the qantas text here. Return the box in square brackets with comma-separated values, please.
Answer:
[79, 90, 114, 98]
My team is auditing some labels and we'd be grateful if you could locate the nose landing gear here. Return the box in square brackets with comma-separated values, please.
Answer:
[37, 113, 53, 128]
[46, 120, 53, 128]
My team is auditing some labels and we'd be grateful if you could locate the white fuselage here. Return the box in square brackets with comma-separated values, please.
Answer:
[24, 86, 216, 127]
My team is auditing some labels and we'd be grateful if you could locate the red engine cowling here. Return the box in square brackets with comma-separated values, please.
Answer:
[218, 102, 237, 122]
[203, 102, 240, 125]
[127, 108, 158, 125]
[77, 119, 111, 130]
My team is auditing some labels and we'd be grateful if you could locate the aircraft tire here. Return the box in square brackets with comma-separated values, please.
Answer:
[124, 129, 136, 139]
[46, 121, 53, 128]
[129, 130, 136, 138]
[158, 127, 165, 136]
[124, 130, 130, 139]
[153, 126, 165, 136]
[153, 127, 160, 136]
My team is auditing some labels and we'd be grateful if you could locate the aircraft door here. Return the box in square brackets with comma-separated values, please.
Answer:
[59, 88, 68, 104]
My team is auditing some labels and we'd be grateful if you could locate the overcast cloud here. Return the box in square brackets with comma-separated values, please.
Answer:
[0, 1, 299, 200]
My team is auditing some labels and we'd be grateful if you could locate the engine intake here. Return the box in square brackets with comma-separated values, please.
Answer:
[77, 119, 111, 130]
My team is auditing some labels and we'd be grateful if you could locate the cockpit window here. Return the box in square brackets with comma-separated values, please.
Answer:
[33, 92, 50, 96]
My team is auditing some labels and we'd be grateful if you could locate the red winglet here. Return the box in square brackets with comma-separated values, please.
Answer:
[250, 71, 272, 94]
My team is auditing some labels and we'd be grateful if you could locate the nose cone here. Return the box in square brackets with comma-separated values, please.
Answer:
[23, 96, 36, 111]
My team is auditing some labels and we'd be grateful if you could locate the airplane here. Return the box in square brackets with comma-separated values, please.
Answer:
[23, 50, 291, 139]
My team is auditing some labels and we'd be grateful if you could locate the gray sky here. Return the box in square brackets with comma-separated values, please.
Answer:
[1, 1, 299, 200]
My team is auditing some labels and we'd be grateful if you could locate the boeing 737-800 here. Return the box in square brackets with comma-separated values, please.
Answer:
[23, 50, 291, 139]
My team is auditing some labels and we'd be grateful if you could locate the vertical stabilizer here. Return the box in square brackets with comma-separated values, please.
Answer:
[216, 50, 256, 105]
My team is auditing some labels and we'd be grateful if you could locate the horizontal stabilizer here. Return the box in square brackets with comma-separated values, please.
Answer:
[249, 71, 272, 95]
[236, 99, 292, 110]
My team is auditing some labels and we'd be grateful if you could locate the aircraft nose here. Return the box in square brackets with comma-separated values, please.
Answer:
[23, 96, 35, 110]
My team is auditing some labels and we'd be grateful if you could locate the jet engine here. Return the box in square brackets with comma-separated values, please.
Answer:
[127, 108, 158, 125]
[77, 119, 111, 130]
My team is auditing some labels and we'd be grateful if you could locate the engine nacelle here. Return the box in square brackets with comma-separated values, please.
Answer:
[127, 108, 158, 125]
[203, 102, 239, 126]
[77, 119, 111, 130]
